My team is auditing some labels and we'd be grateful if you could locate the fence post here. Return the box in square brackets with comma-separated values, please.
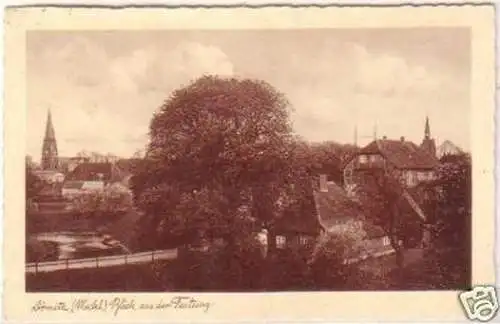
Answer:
[96, 257, 99, 268]
[152, 250, 155, 262]
[66, 258, 69, 270]
[124, 254, 128, 265]
[35, 262, 38, 275]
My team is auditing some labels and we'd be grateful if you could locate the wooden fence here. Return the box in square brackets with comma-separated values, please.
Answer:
[26, 249, 179, 274]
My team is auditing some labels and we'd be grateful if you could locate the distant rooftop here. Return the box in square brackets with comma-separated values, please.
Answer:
[359, 138, 438, 170]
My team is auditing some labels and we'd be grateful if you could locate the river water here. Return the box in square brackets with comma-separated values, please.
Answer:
[28, 231, 130, 261]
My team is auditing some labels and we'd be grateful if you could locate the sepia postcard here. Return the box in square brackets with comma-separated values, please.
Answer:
[3, 4, 497, 323]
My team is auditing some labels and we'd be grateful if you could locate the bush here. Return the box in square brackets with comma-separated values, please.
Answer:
[265, 245, 313, 291]
[26, 239, 59, 263]
[68, 185, 134, 218]
[167, 235, 266, 292]
[308, 221, 367, 289]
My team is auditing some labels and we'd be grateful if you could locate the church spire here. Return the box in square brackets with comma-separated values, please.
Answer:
[45, 109, 55, 139]
[424, 115, 431, 139]
[421, 115, 436, 158]
[41, 109, 59, 170]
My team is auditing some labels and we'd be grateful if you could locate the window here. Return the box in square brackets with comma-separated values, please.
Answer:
[382, 236, 391, 246]
[406, 171, 416, 187]
[359, 155, 368, 164]
[369, 155, 378, 163]
[299, 236, 310, 246]
[276, 235, 286, 249]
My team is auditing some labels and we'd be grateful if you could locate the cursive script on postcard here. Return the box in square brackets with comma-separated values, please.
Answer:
[31, 296, 213, 316]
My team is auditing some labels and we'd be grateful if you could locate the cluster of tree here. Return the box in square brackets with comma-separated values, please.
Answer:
[351, 151, 471, 287]
[422, 152, 471, 288]
[131, 76, 304, 251]
[127, 76, 365, 289]
[307, 142, 357, 184]
[68, 184, 134, 219]
[26, 164, 44, 211]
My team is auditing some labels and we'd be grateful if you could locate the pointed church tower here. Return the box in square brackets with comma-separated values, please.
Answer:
[420, 116, 437, 157]
[41, 109, 59, 170]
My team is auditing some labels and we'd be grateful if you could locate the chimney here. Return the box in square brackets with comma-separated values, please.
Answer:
[400, 136, 405, 142]
[382, 136, 387, 140]
[319, 174, 328, 192]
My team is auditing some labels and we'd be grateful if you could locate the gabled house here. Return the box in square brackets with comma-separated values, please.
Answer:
[342, 136, 439, 250]
[313, 175, 393, 262]
[272, 189, 322, 249]
[343, 136, 439, 192]
[270, 173, 393, 262]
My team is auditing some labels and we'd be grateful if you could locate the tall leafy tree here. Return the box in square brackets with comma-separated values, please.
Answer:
[429, 153, 471, 287]
[132, 75, 295, 253]
[352, 169, 410, 268]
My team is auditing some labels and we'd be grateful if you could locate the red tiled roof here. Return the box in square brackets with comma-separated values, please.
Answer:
[360, 139, 438, 170]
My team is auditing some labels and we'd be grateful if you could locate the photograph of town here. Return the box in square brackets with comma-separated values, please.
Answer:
[25, 29, 471, 292]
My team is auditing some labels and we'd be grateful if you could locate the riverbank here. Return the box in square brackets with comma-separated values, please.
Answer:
[26, 208, 144, 252]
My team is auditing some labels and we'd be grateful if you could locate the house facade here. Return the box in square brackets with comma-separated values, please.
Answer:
[344, 117, 439, 193]
[342, 123, 439, 250]
[343, 136, 438, 193]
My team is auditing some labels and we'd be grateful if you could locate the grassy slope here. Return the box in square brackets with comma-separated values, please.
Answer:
[26, 261, 176, 292]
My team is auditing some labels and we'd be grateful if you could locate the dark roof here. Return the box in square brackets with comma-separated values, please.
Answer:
[273, 185, 322, 235]
[65, 163, 126, 182]
[313, 181, 385, 238]
[314, 182, 363, 227]
[360, 139, 438, 170]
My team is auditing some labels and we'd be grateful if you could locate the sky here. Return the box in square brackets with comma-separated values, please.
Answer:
[27, 28, 470, 162]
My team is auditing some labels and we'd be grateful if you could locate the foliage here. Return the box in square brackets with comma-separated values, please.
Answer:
[422, 152, 471, 288]
[26, 165, 43, 200]
[308, 141, 358, 182]
[69, 185, 133, 218]
[433, 153, 471, 247]
[165, 232, 265, 291]
[143, 75, 293, 189]
[26, 238, 59, 263]
[308, 220, 368, 288]
[132, 76, 297, 252]
[263, 244, 313, 291]
[351, 169, 408, 260]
